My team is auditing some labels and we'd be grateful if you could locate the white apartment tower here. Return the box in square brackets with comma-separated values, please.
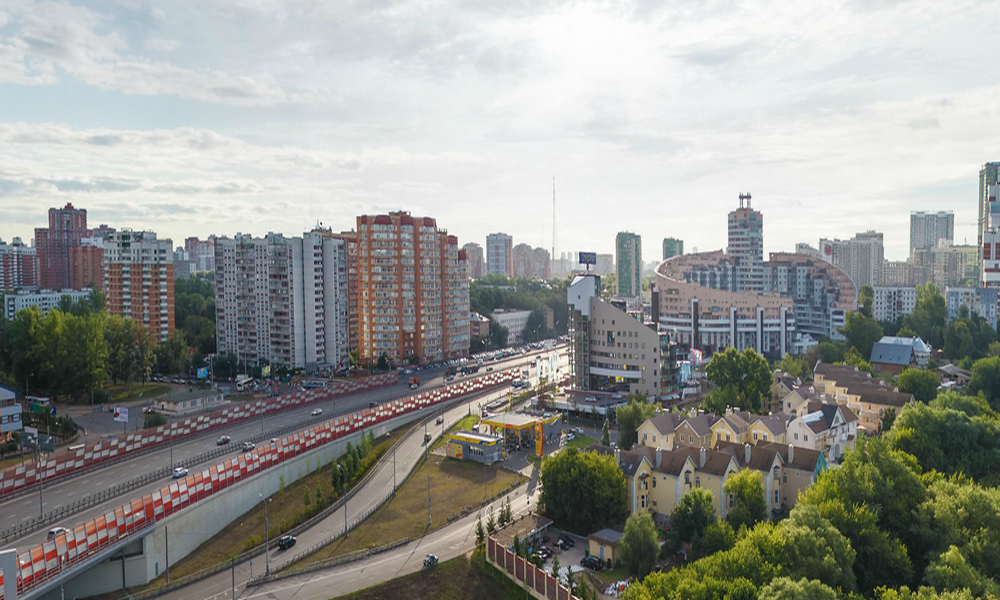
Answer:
[727, 193, 764, 293]
[910, 211, 954, 254]
[486, 233, 513, 277]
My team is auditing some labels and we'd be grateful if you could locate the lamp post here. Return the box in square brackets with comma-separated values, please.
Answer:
[259, 492, 270, 577]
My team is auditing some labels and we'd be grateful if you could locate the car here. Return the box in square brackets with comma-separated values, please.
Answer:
[539, 546, 553, 559]
[486, 366, 493, 371]
[580, 555, 603, 570]
[242, 441, 256, 452]
[217, 435, 231, 445]
[278, 535, 296, 550]
[172, 466, 189, 479]
[554, 538, 570, 550]
[558, 534, 575, 548]
[410, 383, 419, 389]
[435, 416, 444, 425]
[311, 408, 323, 416]
[423, 554, 439, 568]
[446, 375, 454, 382]
[369, 401, 377, 408]
[47, 527, 70, 540]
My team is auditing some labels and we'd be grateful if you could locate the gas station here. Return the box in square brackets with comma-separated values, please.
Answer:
[479, 412, 562, 453]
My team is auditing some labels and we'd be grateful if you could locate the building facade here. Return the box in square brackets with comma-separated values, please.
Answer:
[357, 212, 469, 365]
[727, 195, 764, 294]
[184, 237, 216, 272]
[979, 162, 1000, 268]
[35, 203, 88, 291]
[946, 287, 999, 329]
[462, 242, 485, 279]
[910, 211, 954, 254]
[616, 232, 642, 297]
[69, 241, 103, 290]
[490, 309, 532, 345]
[0, 237, 37, 291]
[662, 238, 684, 260]
[762, 252, 856, 340]
[982, 179, 1000, 290]
[486, 233, 513, 277]
[819, 231, 884, 288]
[103, 230, 175, 343]
[4, 289, 90, 320]
[511, 244, 551, 279]
[872, 286, 917, 323]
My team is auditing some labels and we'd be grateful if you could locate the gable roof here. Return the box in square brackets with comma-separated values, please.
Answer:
[674, 445, 738, 476]
[643, 413, 683, 436]
[714, 440, 783, 472]
[858, 388, 914, 408]
[655, 449, 697, 476]
[748, 413, 787, 436]
[588, 444, 651, 478]
[870, 342, 915, 366]
[814, 363, 865, 378]
[677, 414, 718, 437]
[758, 440, 825, 472]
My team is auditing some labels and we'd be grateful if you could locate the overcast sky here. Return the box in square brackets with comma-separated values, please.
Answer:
[0, 0, 997, 261]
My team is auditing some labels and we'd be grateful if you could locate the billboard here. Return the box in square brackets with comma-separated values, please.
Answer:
[113, 406, 129, 423]
[0, 403, 22, 433]
[261, 365, 271, 377]
[196, 367, 209, 380]
[578, 251, 597, 265]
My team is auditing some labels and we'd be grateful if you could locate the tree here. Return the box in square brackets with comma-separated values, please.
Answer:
[619, 513, 659, 577]
[904, 283, 947, 349]
[781, 505, 856, 592]
[841, 311, 883, 362]
[757, 577, 837, 600]
[775, 354, 810, 381]
[705, 347, 771, 412]
[155, 329, 190, 375]
[897, 368, 940, 402]
[550, 555, 560, 580]
[539, 448, 628, 533]
[881, 407, 897, 433]
[968, 356, 1000, 409]
[376, 352, 390, 371]
[944, 321, 976, 360]
[488, 320, 509, 350]
[475, 517, 485, 551]
[614, 397, 656, 449]
[924, 545, 1000, 598]
[486, 512, 496, 534]
[600, 417, 610, 446]
[702, 385, 741, 415]
[693, 519, 735, 557]
[724, 469, 767, 531]
[858, 285, 874, 318]
[670, 488, 716, 544]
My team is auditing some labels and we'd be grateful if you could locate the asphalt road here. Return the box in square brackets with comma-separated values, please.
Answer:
[2, 348, 563, 551]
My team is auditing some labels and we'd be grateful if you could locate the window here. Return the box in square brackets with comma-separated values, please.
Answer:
[684, 472, 690, 484]
[794, 433, 799, 441]
[652, 477, 656, 488]
[774, 490, 779, 504]
[804, 435, 809, 441]
[695, 477, 701, 488]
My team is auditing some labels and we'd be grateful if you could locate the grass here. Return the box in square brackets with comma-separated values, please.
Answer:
[139, 426, 408, 586]
[527, 434, 598, 469]
[109, 383, 171, 403]
[336, 551, 528, 600]
[429, 414, 481, 452]
[594, 565, 630, 585]
[288, 455, 526, 570]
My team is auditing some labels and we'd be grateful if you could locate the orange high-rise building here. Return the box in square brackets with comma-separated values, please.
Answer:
[102, 230, 175, 342]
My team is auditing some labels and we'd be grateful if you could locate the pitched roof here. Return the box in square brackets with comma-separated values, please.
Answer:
[655, 449, 696, 476]
[589, 528, 624, 546]
[714, 440, 782, 472]
[858, 388, 914, 408]
[644, 413, 683, 436]
[587, 444, 650, 478]
[677, 414, 718, 437]
[748, 413, 787, 436]
[674, 445, 737, 476]
[758, 440, 825, 472]
[813, 363, 864, 378]
[870, 342, 915, 366]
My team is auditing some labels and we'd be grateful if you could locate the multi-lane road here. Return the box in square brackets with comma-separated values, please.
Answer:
[1, 347, 562, 553]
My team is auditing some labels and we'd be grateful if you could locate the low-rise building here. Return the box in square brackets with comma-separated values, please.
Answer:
[4, 289, 91, 320]
[946, 286, 998, 329]
[870, 336, 931, 375]
[490, 309, 532, 345]
[588, 529, 623, 568]
[469, 312, 490, 340]
[785, 401, 858, 463]
[872, 286, 917, 323]
[445, 431, 503, 465]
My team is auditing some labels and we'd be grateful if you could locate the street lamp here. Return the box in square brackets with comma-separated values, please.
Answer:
[259, 492, 270, 576]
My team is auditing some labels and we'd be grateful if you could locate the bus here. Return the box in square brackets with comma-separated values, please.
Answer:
[236, 375, 253, 392]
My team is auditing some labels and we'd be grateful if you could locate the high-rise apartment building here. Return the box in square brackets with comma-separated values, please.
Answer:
[462, 242, 485, 279]
[596, 253, 614, 276]
[872, 286, 917, 323]
[103, 230, 175, 342]
[616, 232, 642, 297]
[979, 162, 1000, 267]
[69, 237, 103, 290]
[329, 231, 359, 355]
[819, 231, 884, 288]
[184, 237, 216, 272]
[486, 233, 513, 277]
[357, 212, 469, 365]
[662, 238, 684, 260]
[35, 203, 88, 290]
[512, 244, 551, 279]
[0, 237, 38, 291]
[214, 230, 350, 369]
[727, 194, 764, 293]
[910, 211, 954, 254]
[982, 179, 1000, 290]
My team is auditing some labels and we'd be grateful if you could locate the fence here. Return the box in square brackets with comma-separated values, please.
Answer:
[1, 368, 519, 600]
[487, 535, 580, 600]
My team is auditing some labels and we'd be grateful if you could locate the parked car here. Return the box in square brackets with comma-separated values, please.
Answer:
[278, 535, 296, 550]
[369, 402, 377, 408]
[554, 538, 570, 550]
[311, 408, 323, 416]
[242, 441, 256, 452]
[217, 435, 231, 445]
[486, 366, 493, 371]
[47, 527, 70, 540]
[581, 555, 603, 571]
[539, 546, 553, 559]
[423, 554, 438, 568]
[558, 534, 575, 548]
[172, 466, 189, 479]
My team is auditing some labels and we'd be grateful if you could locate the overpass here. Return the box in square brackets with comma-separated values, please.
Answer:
[0, 367, 528, 600]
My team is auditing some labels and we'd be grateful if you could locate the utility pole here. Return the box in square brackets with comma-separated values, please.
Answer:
[259, 492, 270, 577]
[231, 556, 235, 599]
[427, 473, 431, 527]
[165, 526, 170, 583]
[392, 449, 396, 494]
[37, 447, 44, 518]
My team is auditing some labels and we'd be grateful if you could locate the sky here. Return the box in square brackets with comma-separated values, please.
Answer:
[0, 0, 997, 262]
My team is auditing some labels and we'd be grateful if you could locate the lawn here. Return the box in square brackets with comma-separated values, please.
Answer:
[429, 414, 481, 452]
[594, 565, 630, 586]
[335, 552, 527, 600]
[288, 456, 526, 570]
[139, 425, 407, 585]
[109, 383, 171, 403]
[527, 435, 597, 470]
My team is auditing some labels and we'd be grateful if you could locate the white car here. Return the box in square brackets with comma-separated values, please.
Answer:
[172, 466, 189, 479]
[311, 408, 323, 416]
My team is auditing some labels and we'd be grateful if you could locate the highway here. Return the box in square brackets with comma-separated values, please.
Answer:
[1, 347, 561, 550]
[157, 349, 566, 600]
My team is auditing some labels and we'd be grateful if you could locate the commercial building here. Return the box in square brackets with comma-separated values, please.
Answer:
[511, 244, 551, 280]
[662, 238, 684, 260]
[35, 203, 88, 290]
[616, 232, 642, 297]
[567, 274, 671, 396]
[819, 231, 884, 288]
[979, 162, 1000, 267]
[910, 211, 954, 254]
[462, 242, 485, 279]
[872, 286, 917, 323]
[357, 212, 469, 365]
[103, 230, 175, 342]
[946, 287, 999, 329]
[4, 289, 90, 320]
[0, 237, 38, 291]
[727, 194, 764, 293]
[490, 309, 532, 345]
[445, 431, 503, 465]
[215, 229, 350, 369]
[486, 233, 513, 277]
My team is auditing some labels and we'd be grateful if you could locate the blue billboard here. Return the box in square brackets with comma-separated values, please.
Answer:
[578, 252, 597, 265]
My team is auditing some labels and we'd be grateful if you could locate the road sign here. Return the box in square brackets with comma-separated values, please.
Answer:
[196, 367, 209, 380]
[0, 403, 22, 433]
[113, 406, 129, 423]
[23, 426, 38, 450]
[38, 434, 55, 453]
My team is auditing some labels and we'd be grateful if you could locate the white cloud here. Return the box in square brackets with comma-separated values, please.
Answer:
[144, 38, 179, 52]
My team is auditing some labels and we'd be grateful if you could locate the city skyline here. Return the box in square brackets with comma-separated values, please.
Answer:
[0, 1, 995, 260]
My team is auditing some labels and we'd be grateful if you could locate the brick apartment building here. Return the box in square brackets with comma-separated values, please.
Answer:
[103, 230, 175, 342]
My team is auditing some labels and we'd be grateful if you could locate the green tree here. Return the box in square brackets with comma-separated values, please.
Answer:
[670, 488, 716, 544]
[619, 512, 659, 577]
[488, 319, 509, 350]
[882, 407, 897, 433]
[155, 329, 190, 375]
[968, 356, 1000, 409]
[841, 311, 883, 361]
[943, 321, 976, 360]
[858, 285, 874, 318]
[904, 283, 947, 349]
[702, 385, 741, 415]
[775, 354, 810, 380]
[781, 505, 856, 592]
[475, 517, 485, 551]
[539, 448, 628, 533]
[724, 469, 767, 531]
[897, 368, 940, 402]
[376, 352, 390, 371]
[600, 417, 610, 446]
[705, 347, 771, 412]
[614, 397, 656, 449]
[757, 577, 838, 600]
[924, 545, 1000, 598]
[693, 519, 735, 557]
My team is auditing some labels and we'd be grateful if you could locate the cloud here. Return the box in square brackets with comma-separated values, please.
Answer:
[144, 38, 178, 52]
